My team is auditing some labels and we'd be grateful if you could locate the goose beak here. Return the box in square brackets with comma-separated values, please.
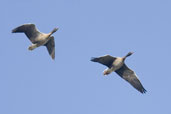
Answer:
[54, 28, 59, 32]
[130, 52, 134, 54]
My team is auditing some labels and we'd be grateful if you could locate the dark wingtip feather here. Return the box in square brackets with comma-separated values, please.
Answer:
[140, 88, 147, 94]
[52, 56, 55, 60]
[50, 53, 55, 60]
[143, 89, 147, 94]
[12, 28, 17, 33]
[91, 57, 98, 62]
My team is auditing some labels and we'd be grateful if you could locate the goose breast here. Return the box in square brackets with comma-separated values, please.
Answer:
[112, 57, 124, 71]
[35, 33, 51, 44]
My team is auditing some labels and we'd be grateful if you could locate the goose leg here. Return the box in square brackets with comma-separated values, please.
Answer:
[103, 68, 113, 76]
[28, 44, 38, 50]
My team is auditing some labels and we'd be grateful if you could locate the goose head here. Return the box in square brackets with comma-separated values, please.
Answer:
[50, 28, 58, 35]
[123, 52, 134, 60]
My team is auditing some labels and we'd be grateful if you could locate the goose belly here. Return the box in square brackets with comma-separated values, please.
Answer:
[35, 35, 51, 46]
[112, 58, 124, 71]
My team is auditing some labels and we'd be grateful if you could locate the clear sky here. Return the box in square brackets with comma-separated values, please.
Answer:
[0, 0, 171, 114]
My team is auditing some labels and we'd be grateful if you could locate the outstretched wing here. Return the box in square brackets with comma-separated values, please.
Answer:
[12, 24, 41, 43]
[91, 55, 116, 68]
[115, 64, 147, 93]
[45, 36, 55, 60]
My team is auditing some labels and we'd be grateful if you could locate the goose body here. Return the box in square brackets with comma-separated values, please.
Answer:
[12, 23, 58, 59]
[91, 52, 147, 94]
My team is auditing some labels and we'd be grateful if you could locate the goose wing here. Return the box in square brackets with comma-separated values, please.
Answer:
[115, 64, 146, 93]
[91, 55, 116, 68]
[45, 36, 55, 60]
[12, 24, 41, 43]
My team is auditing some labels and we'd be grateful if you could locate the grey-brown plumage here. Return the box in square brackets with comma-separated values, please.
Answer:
[12, 23, 58, 60]
[91, 52, 147, 94]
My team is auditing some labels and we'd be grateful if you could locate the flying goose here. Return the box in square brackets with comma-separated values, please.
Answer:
[12, 23, 58, 60]
[91, 52, 147, 94]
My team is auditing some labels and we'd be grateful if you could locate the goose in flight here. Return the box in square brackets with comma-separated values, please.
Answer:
[12, 23, 58, 60]
[91, 52, 147, 94]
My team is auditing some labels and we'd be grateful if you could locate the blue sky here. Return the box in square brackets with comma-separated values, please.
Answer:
[0, 0, 171, 113]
